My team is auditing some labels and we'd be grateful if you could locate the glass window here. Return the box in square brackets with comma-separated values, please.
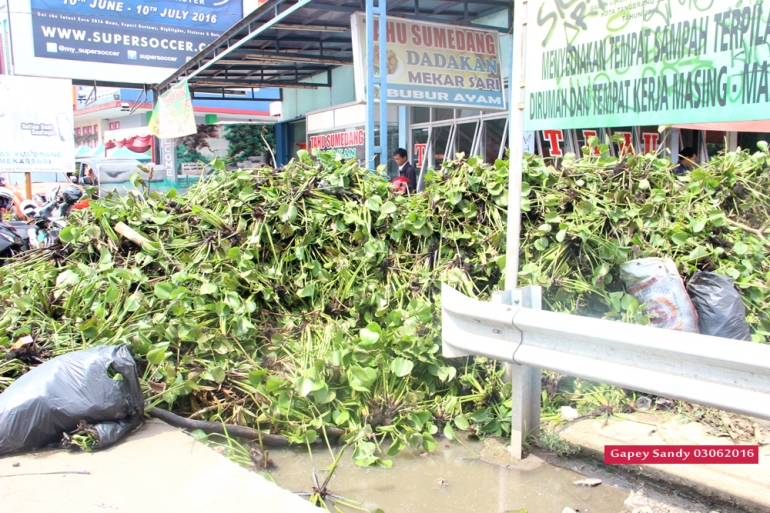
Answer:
[610, 127, 634, 156]
[679, 129, 699, 153]
[411, 107, 430, 124]
[484, 119, 506, 163]
[434, 108, 454, 122]
[575, 128, 604, 156]
[288, 120, 307, 160]
[412, 128, 429, 170]
[433, 126, 451, 165]
[638, 126, 662, 155]
[737, 132, 770, 152]
[704, 131, 725, 159]
[455, 122, 478, 159]
[457, 109, 481, 118]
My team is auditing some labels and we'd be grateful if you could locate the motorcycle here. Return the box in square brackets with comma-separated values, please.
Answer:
[27, 185, 84, 249]
[0, 186, 28, 266]
[0, 220, 28, 266]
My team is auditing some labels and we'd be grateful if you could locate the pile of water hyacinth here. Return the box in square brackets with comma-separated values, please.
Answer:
[0, 143, 768, 466]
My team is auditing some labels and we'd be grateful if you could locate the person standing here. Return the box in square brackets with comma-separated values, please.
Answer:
[393, 148, 417, 193]
[674, 147, 697, 176]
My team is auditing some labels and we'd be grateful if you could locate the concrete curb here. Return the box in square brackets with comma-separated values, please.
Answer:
[0, 419, 320, 513]
[558, 414, 770, 513]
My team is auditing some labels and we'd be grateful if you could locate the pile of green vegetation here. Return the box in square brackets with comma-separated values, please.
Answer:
[0, 151, 510, 466]
[1, 142, 767, 466]
[519, 143, 769, 338]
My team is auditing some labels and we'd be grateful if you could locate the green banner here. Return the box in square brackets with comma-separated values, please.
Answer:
[524, 0, 770, 130]
[149, 81, 197, 139]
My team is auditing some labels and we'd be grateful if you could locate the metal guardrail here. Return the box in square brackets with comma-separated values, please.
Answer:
[441, 283, 770, 456]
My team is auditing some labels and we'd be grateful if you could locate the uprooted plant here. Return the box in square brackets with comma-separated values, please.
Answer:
[1, 141, 768, 466]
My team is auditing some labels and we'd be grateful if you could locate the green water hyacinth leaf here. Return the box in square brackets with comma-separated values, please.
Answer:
[59, 225, 76, 243]
[380, 201, 397, 215]
[297, 283, 316, 298]
[390, 357, 413, 377]
[575, 201, 594, 216]
[104, 285, 120, 304]
[154, 282, 174, 300]
[278, 204, 298, 223]
[296, 377, 314, 397]
[454, 414, 470, 431]
[200, 282, 218, 295]
[359, 327, 380, 345]
[670, 231, 689, 246]
[151, 212, 169, 225]
[56, 270, 80, 288]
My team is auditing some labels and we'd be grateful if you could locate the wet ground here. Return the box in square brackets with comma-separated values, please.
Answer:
[268, 438, 629, 513]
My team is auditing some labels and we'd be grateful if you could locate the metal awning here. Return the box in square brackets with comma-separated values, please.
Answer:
[154, 0, 512, 96]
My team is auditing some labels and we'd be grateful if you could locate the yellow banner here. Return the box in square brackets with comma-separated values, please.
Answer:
[351, 14, 505, 110]
[149, 81, 197, 139]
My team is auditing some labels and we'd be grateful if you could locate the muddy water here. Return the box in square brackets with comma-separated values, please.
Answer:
[268, 438, 628, 513]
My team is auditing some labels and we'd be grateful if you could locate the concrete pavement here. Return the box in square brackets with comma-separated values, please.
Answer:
[558, 412, 770, 513]
[0, 419, 319, 513]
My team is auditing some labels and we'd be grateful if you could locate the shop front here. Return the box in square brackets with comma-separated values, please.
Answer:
[409, 106, 509, 172]
[305, 102, 401, 177]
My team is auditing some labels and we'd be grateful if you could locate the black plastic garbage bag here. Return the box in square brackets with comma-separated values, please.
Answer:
[687, 272, 752, 341]
[0, 344, 144, 456]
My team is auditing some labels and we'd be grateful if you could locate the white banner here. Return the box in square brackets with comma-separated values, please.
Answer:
[0, 74, 75, 174]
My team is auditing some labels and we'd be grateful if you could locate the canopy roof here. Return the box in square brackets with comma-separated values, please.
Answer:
[155, 0, 511, 97]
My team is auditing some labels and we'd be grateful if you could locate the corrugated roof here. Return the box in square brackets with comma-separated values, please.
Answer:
[155, 0, 511, 96]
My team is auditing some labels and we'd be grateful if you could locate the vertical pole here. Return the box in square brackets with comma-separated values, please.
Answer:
[505, 0, 527, 292]
[398, 106, 407, 151]
[365, 0, 387, 169]
[365, 0, 376, 166]
[510, 286, 541, 459]
[504, 0, 541, 461]
[669, 127, 681, 163]
[378, 0, 388, 169]
[25, 173, 32, 201]
[492, 287, 541, 461]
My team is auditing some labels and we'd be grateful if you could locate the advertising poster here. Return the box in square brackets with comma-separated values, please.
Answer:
[148, 80, 197, 139]
[351, 13, 505, 110]
[525, 0, 770, 130]
[29, 0, 242, 68]
[308, 128, 365, 160]
[0, 74, 75, 174]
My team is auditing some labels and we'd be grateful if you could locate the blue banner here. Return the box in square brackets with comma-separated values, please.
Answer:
[30, 0, 242, 68]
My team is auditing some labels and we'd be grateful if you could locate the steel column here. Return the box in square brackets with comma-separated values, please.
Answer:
[505, 0, 527, 291]
[365, 0, 388, 168]
[379, 3, 388, 169]
[398, 106, 407, 158]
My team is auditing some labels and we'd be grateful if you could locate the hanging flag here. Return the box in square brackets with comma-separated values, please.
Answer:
[149, 81, 197, 139]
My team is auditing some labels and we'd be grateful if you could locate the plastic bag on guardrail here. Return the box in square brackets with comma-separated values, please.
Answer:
[0, 345, 143, 456]
[686, 272, 751, 341]
[619, 257, 699, 333]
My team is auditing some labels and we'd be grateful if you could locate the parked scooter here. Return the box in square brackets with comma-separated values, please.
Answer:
[0, 188, 29, 265]
[27, 185, 84, 249]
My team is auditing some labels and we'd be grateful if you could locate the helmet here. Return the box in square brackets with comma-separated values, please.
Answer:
[61, 186, 84, 205]
[19, 199, 37, 218]
[391, 176, 409, 194]
[0, 187, 13, 210]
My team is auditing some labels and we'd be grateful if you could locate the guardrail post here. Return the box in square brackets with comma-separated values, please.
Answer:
[493, 287, 541, 459]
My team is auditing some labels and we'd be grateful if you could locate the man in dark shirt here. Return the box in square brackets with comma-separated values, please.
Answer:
[675, 147, 697, 175]
[393, 148, 417, 192]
